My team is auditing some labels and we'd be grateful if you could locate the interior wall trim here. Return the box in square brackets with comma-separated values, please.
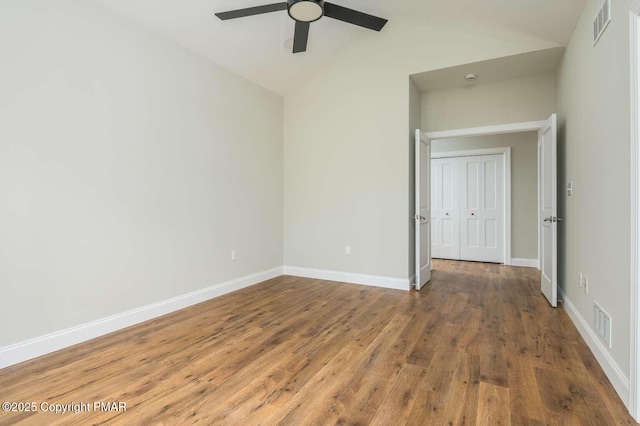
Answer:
[629, 1, 640, 420]
[510, 258, 539, 268]
[0, 267, 283, 370]
[425, 120, 547, 140]
[283, 266, 411, 291]
[559, 288, 630, 409]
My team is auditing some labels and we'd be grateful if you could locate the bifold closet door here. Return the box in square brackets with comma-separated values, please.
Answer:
[459, 154, 504, 263]
[431, 158, 460, 259]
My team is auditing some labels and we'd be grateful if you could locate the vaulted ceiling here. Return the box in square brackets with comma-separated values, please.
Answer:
[96, 0, 587, 95]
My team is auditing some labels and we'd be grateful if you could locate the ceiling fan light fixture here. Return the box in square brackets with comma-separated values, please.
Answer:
[287, 0, 324, 23]
[215, 0, 387, 54]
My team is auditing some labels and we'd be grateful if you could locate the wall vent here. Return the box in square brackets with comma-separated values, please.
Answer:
[593, 302, 612, 348]
[593, 0, 611, 45]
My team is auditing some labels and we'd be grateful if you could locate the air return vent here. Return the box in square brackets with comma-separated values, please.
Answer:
[593, 302, 612, 348]
[593, 0, 611, 45]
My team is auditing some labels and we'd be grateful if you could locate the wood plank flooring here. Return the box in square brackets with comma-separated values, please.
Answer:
[0, 260, 637, 425]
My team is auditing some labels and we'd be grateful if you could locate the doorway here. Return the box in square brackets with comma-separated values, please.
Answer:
[415, 116, 558, 308]
[431, 151, 507, 264]
[430, 132, 540, 267]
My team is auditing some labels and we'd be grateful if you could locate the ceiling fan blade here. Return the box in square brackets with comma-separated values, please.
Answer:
[293, 21, 310, 53]
[215, 2, 287, 20]
[323, 3, 387, 31]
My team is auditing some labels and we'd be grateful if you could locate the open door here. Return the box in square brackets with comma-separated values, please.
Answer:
[540, 114, 558, 307]
[415, 129, 432, 290]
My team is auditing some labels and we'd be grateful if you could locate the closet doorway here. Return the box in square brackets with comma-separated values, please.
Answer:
[431, 148, 509, 264]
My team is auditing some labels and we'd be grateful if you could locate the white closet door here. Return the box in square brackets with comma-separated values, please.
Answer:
[431, 158, 460, 259]
[460, 155, 504, 263]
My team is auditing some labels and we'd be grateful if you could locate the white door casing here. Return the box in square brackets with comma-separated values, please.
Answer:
[539, 113, 558, 307]
[630, 3, 640, 420]
[431, 153, 506, 263]
[423, 120, 550, 271]
[431, 158, 460, 259]
[415, 129, 431, 290]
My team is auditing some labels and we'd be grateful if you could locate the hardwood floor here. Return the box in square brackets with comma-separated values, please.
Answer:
[0, 260, 637, 425]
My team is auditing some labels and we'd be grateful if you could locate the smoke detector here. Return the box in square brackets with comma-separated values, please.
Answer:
[465, 73, 478, 82]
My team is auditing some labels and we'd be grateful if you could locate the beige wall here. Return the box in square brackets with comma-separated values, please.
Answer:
[557, 0, 634, 380]
[284, 15, 558, 280]
[422, 72, 557, 132]
[432, 133, 539, 260]
[0, 0, 283, 347]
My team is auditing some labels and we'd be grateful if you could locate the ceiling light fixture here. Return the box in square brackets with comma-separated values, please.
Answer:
[287, 0, 324, 23]
[215, 1, 387, 54]
[465, 73, 478, 82]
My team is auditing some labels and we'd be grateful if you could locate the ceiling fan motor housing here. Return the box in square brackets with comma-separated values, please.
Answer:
[287, 0, 325, 23]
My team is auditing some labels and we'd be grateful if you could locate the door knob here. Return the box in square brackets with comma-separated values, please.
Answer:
[544, 216, 563, 223]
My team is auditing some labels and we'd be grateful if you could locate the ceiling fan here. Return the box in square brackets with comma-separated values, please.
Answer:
[215, 1, 388, 54]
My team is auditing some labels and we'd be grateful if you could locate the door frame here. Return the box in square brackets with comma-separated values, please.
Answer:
[432, 147, 511, 265]
[629, 1, 640, 420]
[425, 120, 547, 267]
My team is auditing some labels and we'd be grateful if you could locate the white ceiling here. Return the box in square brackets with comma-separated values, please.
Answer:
[411, 47, 566, 92]
[95, 0, 587, 96]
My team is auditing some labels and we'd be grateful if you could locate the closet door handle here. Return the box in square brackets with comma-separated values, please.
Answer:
[544, 216, 563, 223]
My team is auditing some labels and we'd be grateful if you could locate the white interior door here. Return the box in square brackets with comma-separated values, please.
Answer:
[459, 155, 504, 263]
[415, 130, 431, 290]
[431, 158, 460, 259]
[540, 114, 558, 307]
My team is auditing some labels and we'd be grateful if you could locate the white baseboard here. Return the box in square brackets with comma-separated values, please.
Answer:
[283, 266, 411, 291]
[559, 288, 630, 408]
[510, 258, 540, 268]
[0, 267, 283, 370]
